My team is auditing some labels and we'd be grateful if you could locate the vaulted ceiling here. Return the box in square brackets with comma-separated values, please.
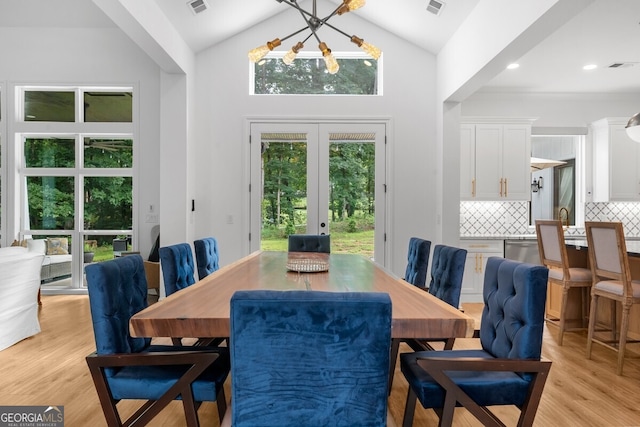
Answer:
[2, 0, 639, 95]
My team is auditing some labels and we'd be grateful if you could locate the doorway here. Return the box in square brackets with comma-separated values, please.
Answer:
[249, 122, 387, 263]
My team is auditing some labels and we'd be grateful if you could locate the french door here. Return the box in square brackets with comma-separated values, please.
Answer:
[250, 122, 387, 264]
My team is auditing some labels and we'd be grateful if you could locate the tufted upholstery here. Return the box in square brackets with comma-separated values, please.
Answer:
[428, 244, 467, 307]
[194, 237, 220, 280]
[287, 234, 331, 253]
[159, 243, 196, 296]
[400, 257, 550, 426]
[404, 237, 431, 288]
[85, 255, 230, 424]
[229, 290, 391, 427]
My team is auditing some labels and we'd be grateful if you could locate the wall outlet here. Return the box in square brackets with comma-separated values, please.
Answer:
[145, 214, 159, 223]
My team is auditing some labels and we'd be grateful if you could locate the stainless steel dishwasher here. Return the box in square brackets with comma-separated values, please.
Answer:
[504, 239, 541, 265]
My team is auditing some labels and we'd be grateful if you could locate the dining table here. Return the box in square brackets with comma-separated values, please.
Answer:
[129, 250, 475, 341]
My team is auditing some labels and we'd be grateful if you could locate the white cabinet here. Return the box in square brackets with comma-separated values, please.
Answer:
[460, 119, 533, 201]
[460, 240, 504, 303]
[592, 117, 640, 202]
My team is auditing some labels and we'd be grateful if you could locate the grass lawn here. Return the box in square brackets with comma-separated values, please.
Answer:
[261, 229, 374, 258]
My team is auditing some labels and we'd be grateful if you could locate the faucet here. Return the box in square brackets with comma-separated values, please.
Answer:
[559, 207, 569, 230]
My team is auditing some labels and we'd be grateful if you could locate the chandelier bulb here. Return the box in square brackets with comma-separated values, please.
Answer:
[282, 42, 304, 65]
[337, 0, 366, 15]
[350, 35, 381, 60]
[248, 38, 282, 63]
[319, 42, 340, 74]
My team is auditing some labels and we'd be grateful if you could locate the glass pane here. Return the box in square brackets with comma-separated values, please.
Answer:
[329, 137, 375, 257]
[84, 177, 133, 230]
[84, 91, 133, 122]
[260, 134, 308, 251]
[84, 234, 132, 263]
[24, 138, 75, 168]
[24, 91, 75, 122]
[84, 137, 133, 168]
[254, 58, 378, 95]
[27, 176, 75, 230]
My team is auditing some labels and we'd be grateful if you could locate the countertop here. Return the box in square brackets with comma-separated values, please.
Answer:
[566, 239, 640, 257]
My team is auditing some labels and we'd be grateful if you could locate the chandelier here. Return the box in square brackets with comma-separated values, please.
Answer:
[248, 0, 381, 74]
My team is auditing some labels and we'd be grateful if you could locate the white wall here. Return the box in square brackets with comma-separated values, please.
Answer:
[192, 7, 438, 277]
[0, 27, 161, 257]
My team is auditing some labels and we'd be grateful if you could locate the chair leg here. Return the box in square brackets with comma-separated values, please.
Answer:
[389, 338, 400, 395]
[558, 285, 570, 346]
[216, 387, 227, 423]
[402, 387, 418, 427]
[443, 338, 455, 350]
[586, 294, 598, 359]
[616, 304, 631, 375]
[610, 300, 617, 342]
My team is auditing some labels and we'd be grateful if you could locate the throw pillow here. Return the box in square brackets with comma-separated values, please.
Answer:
[27, 239, 47, 255]
[47, 238, 69, 255]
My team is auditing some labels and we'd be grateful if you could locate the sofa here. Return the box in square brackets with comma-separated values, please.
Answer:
[0, 246, 44, 351]
[24, 239, 72, 283]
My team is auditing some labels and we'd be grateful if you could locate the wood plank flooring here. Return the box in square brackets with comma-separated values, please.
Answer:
[1, 295, 639, 426]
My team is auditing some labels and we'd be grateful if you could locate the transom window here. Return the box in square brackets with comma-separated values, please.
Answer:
[251, 52, 381, 95]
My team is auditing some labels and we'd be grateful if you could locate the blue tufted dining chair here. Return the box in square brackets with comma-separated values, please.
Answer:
[194, 237, 220, 281]
[225, 290, 392, 427]
[85, 254, 229, 426]
[404, 237, 431, 288]
[159, 242, 196, 296]
[389, 244, 466, 393]
[400, 257, 551, 427]
[287, 234, 331, 253]
[160, 242, 223, 346]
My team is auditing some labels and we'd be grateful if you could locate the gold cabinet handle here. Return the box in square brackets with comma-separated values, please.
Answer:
[479, 253, 483, 272]
[475, 253, 480, 272]
[499, 178, 503, 197]
[504, 178, 508, 197]
[472, 179, 476, 197]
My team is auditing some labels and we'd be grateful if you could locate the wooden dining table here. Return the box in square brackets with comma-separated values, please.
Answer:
[129, 251, 474, 341]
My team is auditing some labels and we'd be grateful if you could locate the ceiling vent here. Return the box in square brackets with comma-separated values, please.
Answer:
[187, 0, 208, 15]
[426, 0, 445, 16]
[608, 62, 638, 69]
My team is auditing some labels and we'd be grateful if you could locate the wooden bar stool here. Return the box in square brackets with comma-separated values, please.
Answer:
[585, 221, 640, 375]
[536, 220, 592, 345]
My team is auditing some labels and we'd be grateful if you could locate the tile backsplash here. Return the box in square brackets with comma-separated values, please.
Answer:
[460, 201, 640, 237]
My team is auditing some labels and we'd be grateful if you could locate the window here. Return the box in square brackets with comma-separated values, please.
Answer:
[251, 53, 381, 95]
[15, 85, 135, 291]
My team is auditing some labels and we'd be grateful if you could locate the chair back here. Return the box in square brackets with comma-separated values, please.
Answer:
[428, 244, 467, 307]
[86, 255, 151, 358]
[404, 237, 431, 287]
[480, 257, 548, 361]
[159, 243, 196, 296]
[585, 221, 632, 293]
[194, 237, 220, 280]
[287, 234, 331, 253]
[230, 290, 392, 427]
[536, 219, 569, 272]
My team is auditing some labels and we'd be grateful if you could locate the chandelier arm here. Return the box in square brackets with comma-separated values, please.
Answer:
[321, 21, 351, 39]
[279, 0, 315, 22]
[280, 26, 311, 43]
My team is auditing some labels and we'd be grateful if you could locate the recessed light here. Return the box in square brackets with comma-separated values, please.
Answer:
[583, 64, 597, 70]
[506, 63, 520, 70]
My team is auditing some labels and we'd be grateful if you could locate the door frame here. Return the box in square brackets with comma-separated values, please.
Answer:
[245, 118, 390, 266]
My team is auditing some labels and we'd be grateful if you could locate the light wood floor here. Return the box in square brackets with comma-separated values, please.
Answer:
[1, 295, 640, 426]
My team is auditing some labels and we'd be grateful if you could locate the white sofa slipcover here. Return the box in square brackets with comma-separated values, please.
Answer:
[0, 246, 44, 351]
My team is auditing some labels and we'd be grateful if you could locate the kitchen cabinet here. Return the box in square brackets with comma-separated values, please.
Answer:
[460, 240, 503, 302]
[460, 118, 534, 201]
[592, 117, 640, 202]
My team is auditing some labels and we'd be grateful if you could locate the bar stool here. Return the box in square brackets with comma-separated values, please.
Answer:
[536, 220, 592, 345]
[585, 221, 640, 375]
